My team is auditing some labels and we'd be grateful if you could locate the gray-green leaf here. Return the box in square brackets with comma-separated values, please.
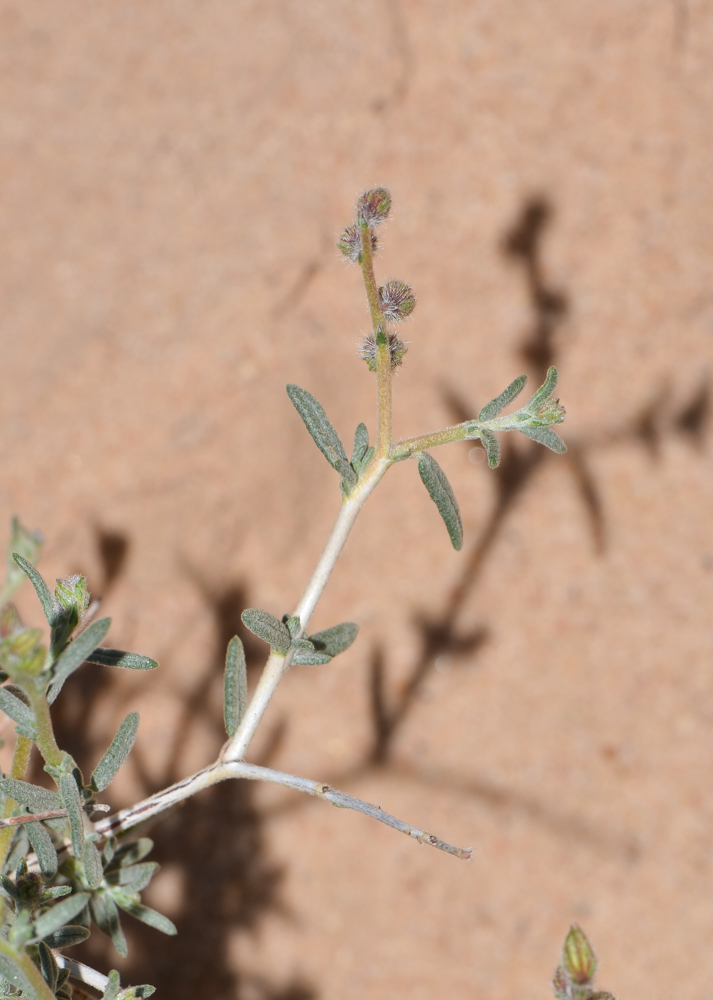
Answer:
[42, 924, 91, 949]
[48, 617, 112, 704]
[479, 429, 500, 469]
[0, 944, 42, 1000]
[286, 384, 348, 471]
[417, 453, 463, 551]
[290, 647, 333, 665]
[108, 862, 158, 893]
[309, 622, 359, 657]
[3, 519, 43, 604]
[526, 366, 558, 410]
[59, 773, 85, 858]
[90, 894, 127, 958]
[0, 779, 61, 813]
[85, 649, 158, 671]
[223, 636, 247, 738]
[0, 686, 35, 736]
[91, 712, 140, 793]
[518, 425, 567, 453]
[478, 374, 528, 421]
[240, 609, 291, 654]
[12, 554, 54, 625]
[33, 892, 90, 940]
[26, 822, 58, 879]
[113, 893, 177, 936]
[84, 839, 104, 890]
[351, 423, 369, 466]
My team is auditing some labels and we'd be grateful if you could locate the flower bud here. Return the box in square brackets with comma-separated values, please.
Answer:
[535, 397, 566, 426]
[562, 924, 597, 986]
[378, 280, 416, 322]
[54, 575, 90, 617]
[356, 187, 391, 226]
[338, 224, 378, 263]
[360, 330, 407, 371]
[552, 965, 570, 999]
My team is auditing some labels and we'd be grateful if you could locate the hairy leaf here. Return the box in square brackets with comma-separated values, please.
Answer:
[84, 839, 104, 890]
[518, 425, 567, 453]
[0, 779, 61, 813]
[48, 617, 112, 704]
[223, 636, 247, 738]
[12, 554, 54, 625]
[90, 893, 127, 958]
[286, 384, 348, 470]
[309, 622, 359, 657]
[351, 423, 369, 466]
[37, 942, 58, 993]
[284, 616, 301, 638]
[109, 862, 159, 893]
[417, 453, 463, 551]
[113, 892, 177, 936]
[290, 647, 333, 665]
[59, 774, 84, 858]
[240, 609, 291, 654]
[478, 374, 528, 421]
[33, 892, 90, 940]
[86, 649, 158, 671]
[43, 924, 91, 949]
[103, 969, 122, 1000]
[479, 429, 500, 469]
[526, 366, 558, 410]
[0, 874, 19, 903]
[3, 519, 43, 603]
[111, 838, 153, 868]
[91, 712, 140, 793]
[0, 944, 42, 1000]
[0, 686, 35, 736]
[27, 822, 58, 879]
[334, 457, 357, 490]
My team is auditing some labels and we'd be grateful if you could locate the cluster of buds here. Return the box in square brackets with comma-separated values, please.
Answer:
[552, 925, 616, 1000]
[534, 396, 566, 426]
[360, 329, 408, 372]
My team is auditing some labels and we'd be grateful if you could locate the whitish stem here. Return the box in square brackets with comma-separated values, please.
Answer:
[220, 457, 389, 763]
[93, 760, 471, 860]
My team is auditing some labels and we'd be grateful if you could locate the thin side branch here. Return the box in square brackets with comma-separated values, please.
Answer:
[0, 808, 68, 829]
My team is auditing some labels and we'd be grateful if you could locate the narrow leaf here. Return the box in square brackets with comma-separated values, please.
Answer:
[240, 609, 291, 654]
[0, 874, 19, 902]
[518, 425, 567, 453]
[48, 617, 112, 704]
[102, 970, 122, 1000]
[290, 648, 333, 666]
[334, 458, 357, 490]
[351, 423, 369, 465]
[27, 822, 58, 879]
[3, 519, 43, 603]
[417, 453, 463, 551]
[0, 779, 61, 813]
[11, 554, 54, 624]
[91, 712, 139, 793]
[90, 894, 127, 958]
[113, 893, 177, 936]
[111, 838, 153, 868]
[33, 892, 90, 940]
[109, 862, 158, 893]
[59, 774, 84, 858]
[0, 944, 42, 1000]
[43, 925, 91, 949]
[286, 384, 348, 470]
[284, 616, 300, 638]
[37, 942, 58, 993]
[223, 636, 247, 738]
[83, 839, 104, 890]
[526, 366, 559, 410]
[0, 687, 35, 734]
[478, 374, 528, 421]
[309, 622, 359, 657]
[479, 429, 500, 469]
[85, 649, 158, 671]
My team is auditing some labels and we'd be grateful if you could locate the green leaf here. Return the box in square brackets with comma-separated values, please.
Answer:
[417, 453, 463, 551]
[240, 609, 291, 654]
[0, 686, 35, 736]
[47, 617, 112, 704]
[286, 384, 349, 471]
[309, 622, 359, 657]
[91, 712, 139, 793]
[113, 892, 177, 936]
[37, 942, 58, 993]
[85, 649, 158, 671]
[59, 774, 84, 858]
[90, 894, 127, 958]
[478, 374, 528, 421]
[3, 519, 43, 603]
[102, 970, 122, 1000]
[526, 366, 558, 410]
[110, 838, 153, 868]
[33, 892, 90, 940]
[351, 423, 369, 466]
[12, 554, 54, 625]
[0, 943, 43, 1000]
[479, 429, 500, 469]
[291, 647, 333, 665]
[334, 457, 357, 491]
[42, 925, 91, 949]
[0, 779, 61, 813]
[518, 425, 567, 453]
[26, 822, 58, 879]
[284, 616, 301, 638]
[83, 839, 104, 890]
[223, 637, 247, 738]
[108, 862, 158, 893]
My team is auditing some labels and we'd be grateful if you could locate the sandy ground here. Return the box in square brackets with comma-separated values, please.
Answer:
[0, 2, 712, 998]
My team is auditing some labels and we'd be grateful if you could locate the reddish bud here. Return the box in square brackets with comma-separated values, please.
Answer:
[356, 187, 391, 225]
[338, 224, 378, 263]
[378, 280, 416, 322]
[562, 925, 597, 986]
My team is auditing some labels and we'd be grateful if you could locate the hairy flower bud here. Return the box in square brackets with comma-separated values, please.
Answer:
[378, 280, 416, 322]
[535, 397, 566, 426]
[552, 965, 570, 1000]
[562, 924, 597, 986]
[356, 187, 391, 226]
[54, 575, 90, 617]
[360, 330, 407, 371]
[338, 224, 378, 263]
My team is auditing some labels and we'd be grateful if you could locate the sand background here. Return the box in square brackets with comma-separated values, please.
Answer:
[0, 2, 712, 998]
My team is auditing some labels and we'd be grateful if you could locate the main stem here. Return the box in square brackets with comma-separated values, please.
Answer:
[359, 222, 392, 460]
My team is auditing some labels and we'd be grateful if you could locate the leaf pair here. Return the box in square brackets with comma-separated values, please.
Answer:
[287, 385, 370, 493]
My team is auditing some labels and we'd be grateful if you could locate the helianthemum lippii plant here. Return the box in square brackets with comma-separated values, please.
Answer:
[0, 189, 571, 998]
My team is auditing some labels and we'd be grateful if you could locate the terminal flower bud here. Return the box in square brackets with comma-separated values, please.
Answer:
[378, 280, 416, 322]
[562, 924, 597, 986]
[356, 187, 391, 226]
[54, 574, 90, 617]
